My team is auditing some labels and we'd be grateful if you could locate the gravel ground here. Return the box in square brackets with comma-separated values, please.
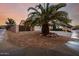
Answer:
[7, 31, 70, 48]
[0, 31, 72, 56]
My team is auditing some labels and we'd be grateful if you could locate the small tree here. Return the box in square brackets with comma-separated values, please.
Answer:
[24, 19, 31, 31]
[6, 18, 16, 30]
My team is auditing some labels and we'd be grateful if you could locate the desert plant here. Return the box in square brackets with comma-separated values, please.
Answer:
[6, 18, 16, 30]
[28, 3, 71, 36]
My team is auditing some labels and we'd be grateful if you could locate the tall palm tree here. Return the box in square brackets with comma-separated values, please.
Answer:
[28, 3, 71, 36]
[6, 18, 16, 30]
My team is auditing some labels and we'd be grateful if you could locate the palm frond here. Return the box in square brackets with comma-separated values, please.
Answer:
[36, 4, 45, 14]
[55, 3, 66, 10]
[28, 12, 40, 17]
[28, 7, 39, 13]
[54, 11, 68, 17]
[46, 3, 50, 12]
[57, 17, 71, 24]
[31, 18, 40, 26]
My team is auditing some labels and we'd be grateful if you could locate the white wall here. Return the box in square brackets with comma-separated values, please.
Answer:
[34, 26, 41, 31]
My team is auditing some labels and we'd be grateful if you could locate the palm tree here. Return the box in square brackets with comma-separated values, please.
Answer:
[6, 18, 16, 30]
[28, 3, 71, 36]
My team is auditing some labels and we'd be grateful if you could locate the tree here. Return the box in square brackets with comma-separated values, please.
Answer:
[28, 3, 71, 36]
[24, 18, 32, 31]
[6, 18, 16, 30]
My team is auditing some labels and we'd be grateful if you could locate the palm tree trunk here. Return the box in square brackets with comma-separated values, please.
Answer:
[41, 23, 49, 36]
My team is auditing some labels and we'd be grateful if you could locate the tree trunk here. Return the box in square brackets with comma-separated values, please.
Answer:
[53, 23, 56, 30]
[41, 23, 49, 36]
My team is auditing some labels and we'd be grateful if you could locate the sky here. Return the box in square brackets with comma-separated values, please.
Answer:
[0, 3, 79, 26]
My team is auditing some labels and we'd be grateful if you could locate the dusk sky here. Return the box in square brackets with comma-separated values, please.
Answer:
[0, 3, 79, 26]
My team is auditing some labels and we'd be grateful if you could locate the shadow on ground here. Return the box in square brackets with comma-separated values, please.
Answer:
[0, 47, 79, 56]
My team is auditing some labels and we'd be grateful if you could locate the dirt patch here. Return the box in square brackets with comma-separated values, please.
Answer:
[7, 31, 70, 48]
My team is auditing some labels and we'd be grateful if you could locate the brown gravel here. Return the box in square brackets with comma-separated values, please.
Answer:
[7, 31, 70, 48]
